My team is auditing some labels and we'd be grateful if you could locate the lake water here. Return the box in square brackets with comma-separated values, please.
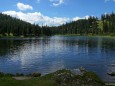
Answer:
[0, 36, 115, 82]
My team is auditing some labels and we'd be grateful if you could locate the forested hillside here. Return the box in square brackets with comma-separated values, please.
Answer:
[57, 13, 115, 35]
[0, 13, 115, 37]
[0, 13, 52, 37]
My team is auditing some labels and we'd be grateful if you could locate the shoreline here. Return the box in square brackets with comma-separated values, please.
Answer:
[0, 69, 115, 85]
[0, 34, 115, 39]
[0, 69, 106, 86]
[55, 34, 115, 38]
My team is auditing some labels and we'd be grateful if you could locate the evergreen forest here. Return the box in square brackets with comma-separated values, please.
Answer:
[0, 13, 115, 37]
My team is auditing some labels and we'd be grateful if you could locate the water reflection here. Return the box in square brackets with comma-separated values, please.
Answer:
[0, 36, 115, 82]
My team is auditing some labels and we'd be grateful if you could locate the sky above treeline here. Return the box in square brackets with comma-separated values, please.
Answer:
[1, 0, 115, 26]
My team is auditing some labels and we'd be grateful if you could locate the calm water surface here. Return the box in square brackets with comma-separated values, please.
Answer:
[0, 36, 115, 82]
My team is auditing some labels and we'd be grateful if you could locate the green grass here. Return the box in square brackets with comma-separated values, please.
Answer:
[54, 34, 115, 38]
[0, 77, 56, 86]
[0, 69, 106, 86]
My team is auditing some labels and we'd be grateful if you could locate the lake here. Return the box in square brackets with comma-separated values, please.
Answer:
[0, 36, 115, 82]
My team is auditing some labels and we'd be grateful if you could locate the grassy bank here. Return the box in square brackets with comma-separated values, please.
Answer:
[55, 34, 115, 38]
[0, 33, 115, 38]
[0, 69, 106, 86]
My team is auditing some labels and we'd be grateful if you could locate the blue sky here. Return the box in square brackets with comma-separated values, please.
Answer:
[1, 0, 115, 26]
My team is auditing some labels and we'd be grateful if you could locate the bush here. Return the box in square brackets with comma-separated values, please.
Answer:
[4, 33, 8, 36]
[31, 73, 41, 77]
[20, 35, 24, 37]
[16, 73, 24, 76]
[0, 72, 4, 77]
[0, 34, 3, 37]
[5, 73, 14, 77]
[9, 33, 14, 37]
[0, 72, 14, 77]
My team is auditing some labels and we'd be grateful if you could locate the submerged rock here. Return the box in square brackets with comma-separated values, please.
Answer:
[107, 72, 115, 76]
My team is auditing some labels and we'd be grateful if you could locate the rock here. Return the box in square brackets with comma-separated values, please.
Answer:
[79, 66, 85, 71]
[71, 69, 83, 76]
[52, 69, 105, 86]
[107, 72, 115, 76]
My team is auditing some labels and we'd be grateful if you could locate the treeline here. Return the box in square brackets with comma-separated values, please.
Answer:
[101, 13, 115, 33]
[0, 13, 115, 37]
[56, 12, 115, 35]
[0, 13, 52, 37]
[57, 17, 98, 35]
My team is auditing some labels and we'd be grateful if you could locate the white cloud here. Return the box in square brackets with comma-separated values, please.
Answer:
[105, 0, 115, 2]
[37, 0, 40, 3]
[105, 0, 110, 2]
[49, 0, 64, 6]
[72, 16, 89, 21]
[2, 11, 90, 26]
[2, 11, 69, 26]
[17, 2, 33, 11]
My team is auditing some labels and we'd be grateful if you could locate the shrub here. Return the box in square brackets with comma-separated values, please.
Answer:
[0, 34, 3, 37]
[9, 33, 14, 37]
[16, 73, 24, 76]
[31, 72, 41, 77]
[5, 73, 14, 77]
[0, 72, 4, 77]
[4, 33, 8, 36]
